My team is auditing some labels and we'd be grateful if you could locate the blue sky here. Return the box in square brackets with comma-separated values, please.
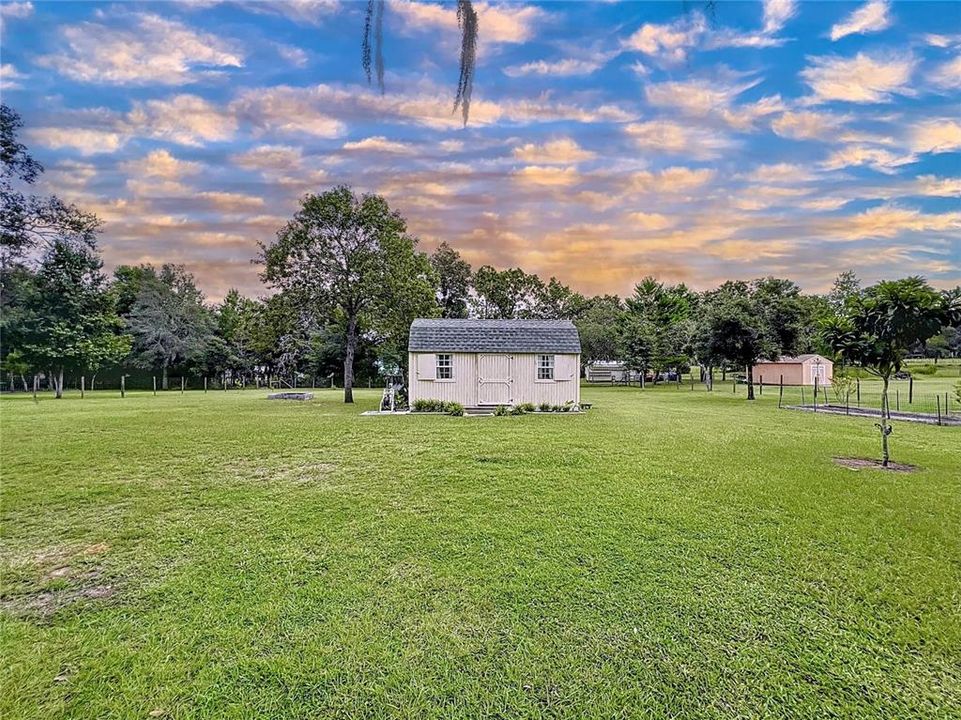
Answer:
[2, 0, 959, 301]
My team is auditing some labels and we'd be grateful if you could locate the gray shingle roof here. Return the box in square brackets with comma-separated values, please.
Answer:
[409, 319, 581, 353]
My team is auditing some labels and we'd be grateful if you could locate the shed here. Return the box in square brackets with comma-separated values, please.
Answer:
[408, 319, 581, 408]
[585, 361, 641, 383]
[753, 354, 833, 386]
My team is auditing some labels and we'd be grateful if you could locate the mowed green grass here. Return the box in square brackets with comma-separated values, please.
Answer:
[2, 386, 959, 719]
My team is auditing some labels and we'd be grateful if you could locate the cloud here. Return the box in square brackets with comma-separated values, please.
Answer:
[828, 205, 961, 240]
[0, 0, 32, 32]
[121, 149, 202, 180]
[912, 176, 961, 197]
[625, 120, 734, 159]
[512, 166, 581, 187]
[626, 212, 675, 231]
[342, 136, 415, 154]
[231, 86, 346, 138]
[644, 77, 784, 130]
[623, 13, 706, 64]
[197, 191, 265, 211]
[908, 119, 961, 154]
[37, 13, 243, 86]
[771, 110, 848, 140]
[276, 43, 309, 68]
[930, 55, 961, 90]
[742, 163, 817, 184]
[241, 0, 339, 26]
[800, 52, 915, 103]
[512, 139, 595, 164]
[128, 94, 238, 145]
[821, 145, 916, 174]
[830, 0, 892, 41]
[1, 63, 27, 91]
[232, 145, 305, 172]
[503, 57, 605, 78]
[27, 127, 125, 155]
[763, 0, 797, 34]
[391, 1, 544, 44]
[631, 167, 716, 193]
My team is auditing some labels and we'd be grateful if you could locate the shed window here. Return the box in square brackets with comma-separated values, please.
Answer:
[436, 354, 453, 380]
[537, 354, 555, 381]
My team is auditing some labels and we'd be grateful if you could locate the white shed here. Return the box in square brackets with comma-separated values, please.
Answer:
[408, 319, 581, 408]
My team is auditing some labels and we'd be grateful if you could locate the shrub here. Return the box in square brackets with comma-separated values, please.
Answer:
[412, 398, 446, 412]
[911, 364, 938, 376]
[538, 402, 552, 412]
[493, 405, 511, 416]
[518, 402, 536, 413]
[551, 404, 564, 412]
[446, 402, 464, 417]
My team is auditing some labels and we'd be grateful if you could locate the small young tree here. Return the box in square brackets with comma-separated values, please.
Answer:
[823, 278, 960, 466]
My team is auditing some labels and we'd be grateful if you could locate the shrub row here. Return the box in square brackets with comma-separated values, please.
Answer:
[493, 401, 577, 416]
[411, 398, 464, 416]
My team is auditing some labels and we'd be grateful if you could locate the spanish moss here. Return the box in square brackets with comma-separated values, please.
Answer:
[361, 0, 385, 93]
[453, 0, 478, 127]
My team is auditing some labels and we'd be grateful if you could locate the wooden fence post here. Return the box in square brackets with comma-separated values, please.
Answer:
[759, 375, 763, 396]
[846, 390, 850, 415]
[204, 377, 208, 393]
[856, 377, 860, 406]
[801, 385, 805, 406]
[121, 375, 125, 398]
[909, 375, 913, 404]
[896, 389, 899, 412]
[153, 376, 157, 396]
[224, 373, 227, 392]
[33, 374, 38, 402]
[181, 376, 185, 394]
[778, 375, 783, 408]
[937, 395, 942, 426]
[813, 377, 818, 412]
[81, 375, 85, 399]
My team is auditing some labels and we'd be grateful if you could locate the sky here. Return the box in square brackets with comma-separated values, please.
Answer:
[1, 0, 959, 302]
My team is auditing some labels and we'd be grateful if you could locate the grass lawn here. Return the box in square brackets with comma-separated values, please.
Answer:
[2, 385, 959, 718]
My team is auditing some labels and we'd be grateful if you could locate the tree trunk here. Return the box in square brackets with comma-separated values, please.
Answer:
[343, 313, 357, 404]
[705, 365, 713, 391]
[54, 366, 64, 399]
[20, 374, 28, 392]
[162, 362, 169, 391]
[746, 364, 755, 400]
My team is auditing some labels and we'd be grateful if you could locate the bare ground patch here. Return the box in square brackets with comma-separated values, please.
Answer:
[833, 457, 918, 473]
[222, 456, 340, 487]
[1, 543, 118, 621]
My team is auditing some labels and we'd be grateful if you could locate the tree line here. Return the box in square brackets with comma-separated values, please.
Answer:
[3, 104, 959, 409]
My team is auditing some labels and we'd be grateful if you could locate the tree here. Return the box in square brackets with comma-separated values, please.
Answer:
[532, 277, 587, 320]
[575, 295, 623, 366]
[1, 104, 101, 264]
[622, 277, 695, 384]
[260, 186, 433, 403]
[216, 289, 260, 382]
[12, 241, 129, 398]
[698, 278, 805, 400]
[430, 242, 472, 318]
[471, 266, 544, 319]
[822, 277, 960, 466]
[125, 265, 215, 390]
[828, 270, 861, 314]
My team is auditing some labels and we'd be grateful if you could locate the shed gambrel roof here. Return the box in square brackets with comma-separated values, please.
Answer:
[409, 319, 581, 354]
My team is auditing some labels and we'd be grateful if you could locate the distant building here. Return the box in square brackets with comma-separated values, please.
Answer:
[408, 319, 581, 408]
[585, 361, 640, 383]
[754, 354, 833, 386]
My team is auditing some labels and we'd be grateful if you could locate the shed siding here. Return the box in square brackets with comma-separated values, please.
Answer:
[409, 352, 580, 407]
[755, 355, 833, 386]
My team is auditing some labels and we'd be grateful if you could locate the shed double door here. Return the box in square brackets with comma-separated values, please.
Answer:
[477, 354, 511, 405]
